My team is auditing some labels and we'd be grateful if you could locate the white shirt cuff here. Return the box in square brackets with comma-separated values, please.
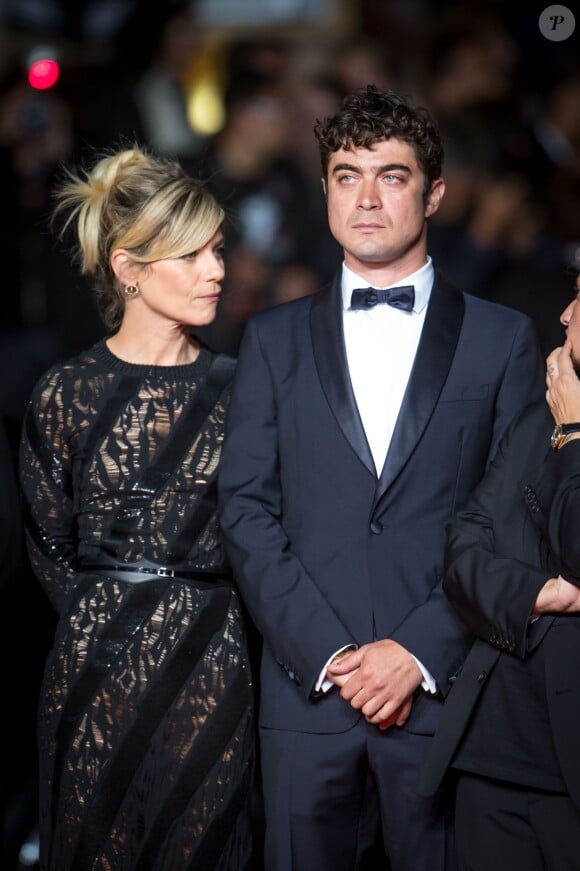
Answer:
[315, 644, 357, 693]
[412, 654, 437, 694]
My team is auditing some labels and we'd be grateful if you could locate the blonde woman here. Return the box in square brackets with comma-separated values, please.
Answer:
[19, 145, 256, 870]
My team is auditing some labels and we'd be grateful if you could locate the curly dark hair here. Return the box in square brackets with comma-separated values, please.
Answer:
[314, 85, 444, 197]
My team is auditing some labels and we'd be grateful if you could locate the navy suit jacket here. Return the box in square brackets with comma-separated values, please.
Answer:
[218, 271, 545, 735]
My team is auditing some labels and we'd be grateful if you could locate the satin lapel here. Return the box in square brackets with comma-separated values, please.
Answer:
[310, 276, 375, 476]
[375, 273, 465, 504]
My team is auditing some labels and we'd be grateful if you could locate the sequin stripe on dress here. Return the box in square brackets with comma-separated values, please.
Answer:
[21, 405, 78, 578]
[133, 666, 253, 871]
[20, 495, 77, 578]
[101, 354, 236, 550]
[46, 577, 170, 870]
[20, 377, 143, 610]
[164, 473, 220, 563]
[23, 402, 73, 497]
[70, 587, 233, 871]
[184, 758, 255, 871]
[155, 359, 235, 564]
[77, 375, 144, 492]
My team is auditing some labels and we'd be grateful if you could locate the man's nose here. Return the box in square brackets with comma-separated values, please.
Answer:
[357, 180, 380, 209]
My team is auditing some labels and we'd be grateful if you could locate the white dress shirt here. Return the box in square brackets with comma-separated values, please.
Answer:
[316, 258, 437, 695]
[342, 259, 432, 474]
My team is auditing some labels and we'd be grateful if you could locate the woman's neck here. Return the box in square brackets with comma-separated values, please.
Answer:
[106, 322, 200, 367]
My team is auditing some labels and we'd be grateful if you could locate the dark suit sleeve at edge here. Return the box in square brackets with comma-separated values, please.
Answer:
[487, 313, 545, 463]
[443, 417, 551, 660]
[391, 312, 546, 674]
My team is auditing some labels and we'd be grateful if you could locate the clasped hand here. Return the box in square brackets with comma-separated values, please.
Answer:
[326, 639, 422, 731]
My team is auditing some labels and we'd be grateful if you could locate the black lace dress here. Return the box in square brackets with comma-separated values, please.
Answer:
[19, 340, 256, 871]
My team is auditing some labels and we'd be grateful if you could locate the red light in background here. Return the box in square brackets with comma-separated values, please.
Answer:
[28, 58, 60, 90]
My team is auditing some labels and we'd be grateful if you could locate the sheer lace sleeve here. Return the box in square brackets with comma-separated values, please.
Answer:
[19, 367, 77, 612]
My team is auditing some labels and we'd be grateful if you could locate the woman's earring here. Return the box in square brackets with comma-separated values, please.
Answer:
[124, 285, 139, 298]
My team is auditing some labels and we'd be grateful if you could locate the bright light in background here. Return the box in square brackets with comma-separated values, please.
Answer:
[28, 58, 59, 89]
[186, 78, 225, 135]
[185, 47, 226, 136]
[26, 46, 60, 90]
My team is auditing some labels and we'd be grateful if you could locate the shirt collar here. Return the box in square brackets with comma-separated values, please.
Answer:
[341, 258, 434, 314]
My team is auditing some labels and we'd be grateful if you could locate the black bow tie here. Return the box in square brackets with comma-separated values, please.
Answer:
[350, 285, 415, 312]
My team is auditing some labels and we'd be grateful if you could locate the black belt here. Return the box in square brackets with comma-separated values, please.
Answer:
[80, 563, 234, 588]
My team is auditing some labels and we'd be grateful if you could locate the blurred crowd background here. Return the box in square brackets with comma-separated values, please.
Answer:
[0, 0, 578, 867]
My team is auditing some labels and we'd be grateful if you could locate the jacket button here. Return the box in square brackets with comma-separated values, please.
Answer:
[477, 671, 487, 682]
[370, 520, 383, 534]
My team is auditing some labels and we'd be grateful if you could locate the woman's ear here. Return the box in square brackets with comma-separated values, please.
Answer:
[110, 249, 137, 286]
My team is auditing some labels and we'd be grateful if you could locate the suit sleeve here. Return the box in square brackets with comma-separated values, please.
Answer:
[218, 318, 356, 697]
[390, 313, 546, 679]
[443, 419, 551, 660]
[534, 439, 580, 583]
[487, 314, 545, 462]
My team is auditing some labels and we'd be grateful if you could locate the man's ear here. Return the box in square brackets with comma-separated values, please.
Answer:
[425, 178, 445, 218]
[321, 177, 327, 198]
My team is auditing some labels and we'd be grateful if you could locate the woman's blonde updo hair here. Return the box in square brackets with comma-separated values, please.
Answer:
[52, 144, 225, 330]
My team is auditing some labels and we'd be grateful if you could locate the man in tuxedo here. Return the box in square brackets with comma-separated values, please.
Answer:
[416, 271, 580, 869]
[218, 85, 545, 871]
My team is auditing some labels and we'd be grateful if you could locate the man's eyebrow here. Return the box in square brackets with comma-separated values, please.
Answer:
[331, 162, 412, 175]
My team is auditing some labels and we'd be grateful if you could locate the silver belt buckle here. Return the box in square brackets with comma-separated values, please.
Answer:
[157, 567, 175, 578]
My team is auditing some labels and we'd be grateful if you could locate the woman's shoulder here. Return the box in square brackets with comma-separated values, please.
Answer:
[28, 340, 107, 406]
